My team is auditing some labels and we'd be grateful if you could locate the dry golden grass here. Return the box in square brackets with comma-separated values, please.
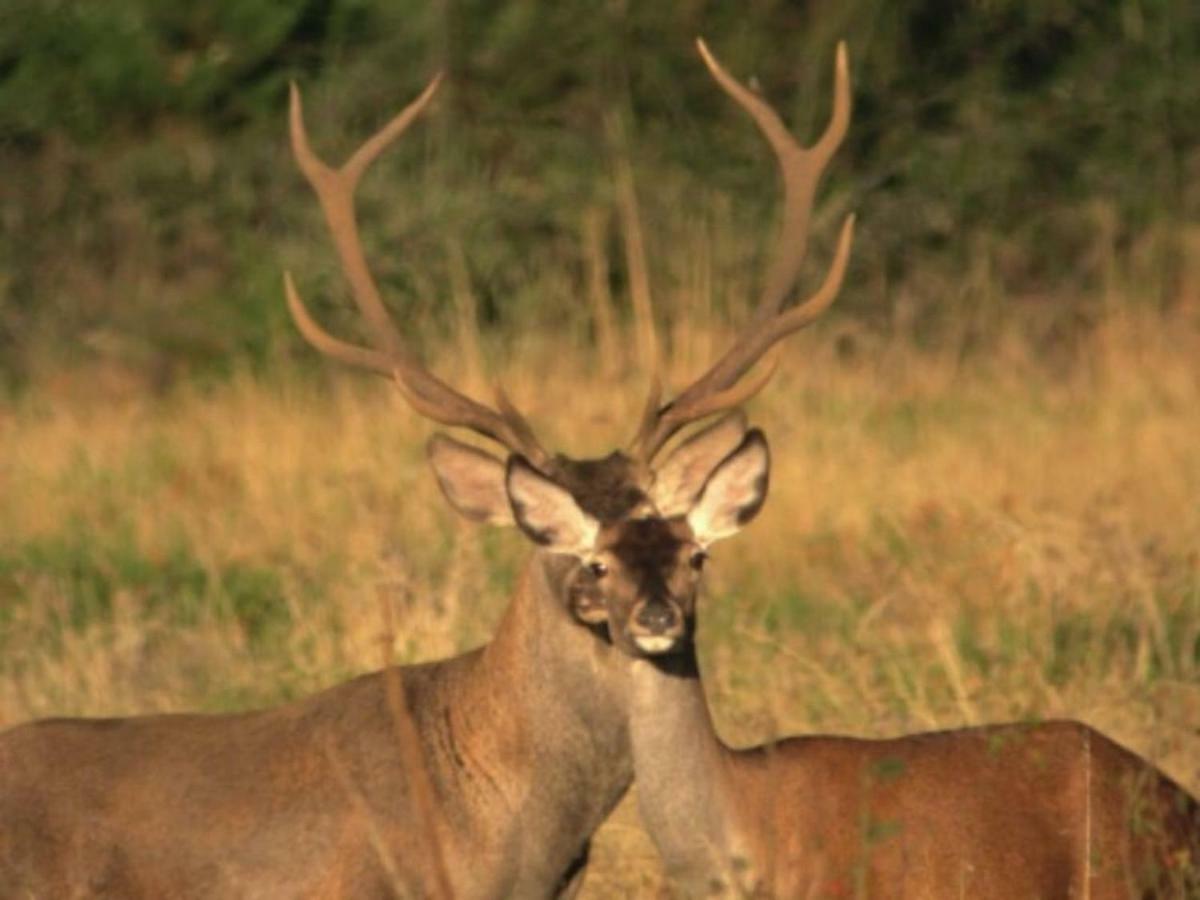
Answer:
[2, 304, 1199, 895]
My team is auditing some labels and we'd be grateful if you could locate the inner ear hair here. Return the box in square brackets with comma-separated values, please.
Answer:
[687, 428, 770, 546]
[651, 410, 749, 517]
[505, 456, 600, 555]
[426, 433, 515, 525]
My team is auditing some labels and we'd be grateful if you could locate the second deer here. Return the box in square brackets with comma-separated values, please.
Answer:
[579, 39, 1199, 900]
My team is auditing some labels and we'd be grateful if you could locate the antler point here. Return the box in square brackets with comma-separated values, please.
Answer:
[282, 271, 299, 304]
[842, 213, 857, 242]
[835, 42, 852, 96]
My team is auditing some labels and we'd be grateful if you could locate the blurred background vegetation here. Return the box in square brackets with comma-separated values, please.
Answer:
[0, 0, 1196, 388]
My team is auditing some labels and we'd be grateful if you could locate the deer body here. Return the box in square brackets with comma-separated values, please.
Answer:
[4, 34, 835, 893]
[0, 31, 863, 897]
[0, 552, 632, 898]
[628, 653, 1200, 899]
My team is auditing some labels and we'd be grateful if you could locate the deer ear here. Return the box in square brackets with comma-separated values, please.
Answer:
[426, 434, 515, 525]
[687, 429, 770, 547]
[506, 457, 599, 555]
[651, 410, 748, 516]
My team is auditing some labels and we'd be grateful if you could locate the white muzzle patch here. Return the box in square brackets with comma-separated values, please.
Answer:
[633, 634, 677, 654]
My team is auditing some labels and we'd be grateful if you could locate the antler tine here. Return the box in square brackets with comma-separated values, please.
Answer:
[289, 77, 442, 360]
[389, 372, 547, 461]
[492, 382, 550, 462]
[287, 76, 549, 466]
[655, 346, 783, 437]
[631, 41, 854, 462]
[635, 215, 854, 459]
[697, 38, 850, 322]
[284, 272, 394, 375]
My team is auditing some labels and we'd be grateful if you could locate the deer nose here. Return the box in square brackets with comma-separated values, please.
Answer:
[634, 601, 679, 635]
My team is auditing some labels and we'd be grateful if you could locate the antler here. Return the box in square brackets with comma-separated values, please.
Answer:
[631, 40, 855, 462]
[284, 76, 549, 466]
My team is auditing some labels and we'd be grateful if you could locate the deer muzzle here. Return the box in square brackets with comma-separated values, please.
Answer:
[629, 599, 685, 654]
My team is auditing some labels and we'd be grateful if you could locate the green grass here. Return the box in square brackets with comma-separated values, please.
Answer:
[1, 308, 1199, 892]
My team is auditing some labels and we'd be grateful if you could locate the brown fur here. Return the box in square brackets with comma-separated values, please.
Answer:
[720, 717, 1200, 898]
[576, 435, 1200, 898]
[546, 452, 650, 522]
[624, 614, 1200, 899]
[0, 451, 650, 899]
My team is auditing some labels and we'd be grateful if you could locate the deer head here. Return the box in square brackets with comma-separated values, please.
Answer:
[283, 38, 852, 635]
[504, 417, 770, 654]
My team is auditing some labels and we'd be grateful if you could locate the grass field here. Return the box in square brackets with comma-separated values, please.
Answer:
[2, 301, 1199, 894]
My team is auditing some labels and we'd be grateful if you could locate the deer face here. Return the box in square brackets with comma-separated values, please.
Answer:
[594, 428, 770, 657]
[581, 516, 705, 656]
[427, 420, 770, 657]
[422, 431, 655, 634]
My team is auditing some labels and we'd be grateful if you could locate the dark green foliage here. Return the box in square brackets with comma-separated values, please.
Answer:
[0, 0, 324, 139]
[0, 0, 1196, 383]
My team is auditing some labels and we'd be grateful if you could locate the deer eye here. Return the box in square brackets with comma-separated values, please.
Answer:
[689, 550, 708, 572]
[588, 561, 609, 579]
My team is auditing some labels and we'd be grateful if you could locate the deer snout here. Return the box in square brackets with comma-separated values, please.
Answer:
[629, 600, 684, 654]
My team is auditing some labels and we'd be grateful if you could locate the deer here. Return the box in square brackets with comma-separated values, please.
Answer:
[0, 73, 631, 900]
[595, 427, 1200, 898]
[513, 39, 1196, 900]
[0, 14, 860, 890]
[0, 33, 856, 896]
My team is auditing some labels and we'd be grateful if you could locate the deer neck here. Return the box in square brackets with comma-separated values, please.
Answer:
[629, 649, 745, 895]
[461, 551, 633, 825]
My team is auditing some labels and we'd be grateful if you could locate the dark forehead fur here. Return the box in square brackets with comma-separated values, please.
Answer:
[605, 517, 691, 570]
[547, 451, 648, 522]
